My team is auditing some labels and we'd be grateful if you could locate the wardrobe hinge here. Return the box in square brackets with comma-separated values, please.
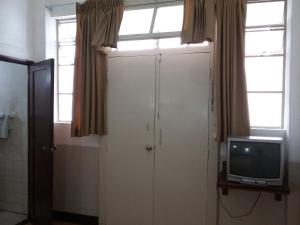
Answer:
[210, 68, 214, 112]
[207, 145, 210, 161]
[157, 53, 162, 62]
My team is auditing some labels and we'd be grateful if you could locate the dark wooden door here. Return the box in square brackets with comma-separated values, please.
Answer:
[29, 59, 54, 225]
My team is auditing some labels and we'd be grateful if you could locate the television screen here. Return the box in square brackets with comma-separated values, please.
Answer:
[229, 141, 281, 179]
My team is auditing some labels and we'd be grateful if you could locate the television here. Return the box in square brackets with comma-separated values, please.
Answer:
[227, 136, 285, 186]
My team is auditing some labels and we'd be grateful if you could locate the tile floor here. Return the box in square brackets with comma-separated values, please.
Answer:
[0, 210, 27, 225]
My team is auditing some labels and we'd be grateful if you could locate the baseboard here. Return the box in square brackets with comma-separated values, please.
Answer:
[53, 211, 98, 225]
[16, 219, 29, 225]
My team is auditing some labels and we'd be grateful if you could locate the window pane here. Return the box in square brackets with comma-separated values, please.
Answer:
[153, 5, 183, 33]
[246, 30, 284, 55]
[119, 8, 154, 35]
[246, 56, 283, 92]
[158, 38, 209, 49]
[159, 38, 182, 48]
[117, 39, 156, 51]
[59, 45, 75, 65]
[248, 93, 282, 127]
[58, 21, 76, 42]
[59, 94, 73, 121]
[246, 2, 285, 27]
[59, 66, 74, 94]
[187, 41, 209, 47]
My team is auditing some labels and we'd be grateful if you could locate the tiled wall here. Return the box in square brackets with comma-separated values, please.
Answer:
[0, 61, 28, 214]
[53, 144, 99, 216]
[53, 124, 99, 216]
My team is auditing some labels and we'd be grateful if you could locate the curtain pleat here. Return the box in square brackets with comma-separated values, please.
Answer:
[71, 0, 124, 137]
[181, 0, 215, 44]
[214, 0, 250, 142]
[181, 0, 250, 142]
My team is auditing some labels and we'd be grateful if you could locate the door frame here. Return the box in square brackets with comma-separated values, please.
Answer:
[0, 55, 33, 224]
[0, 55, 54, 224]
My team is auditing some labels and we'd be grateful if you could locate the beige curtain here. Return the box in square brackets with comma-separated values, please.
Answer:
[214, 0, 250, 142]
[181, 0, 250, 142]
[181, 0, 215, 44]
[71, 0, 124, 137]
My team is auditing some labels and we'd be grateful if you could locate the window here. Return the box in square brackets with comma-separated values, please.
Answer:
[117, 3, 207, 50]
[119, 8, 154, 35]
[57, 19, 76, 122]
[245, 1, 286, 128]
[119, 4, 183, 38]
[55, 4, 197, 122]
[153, 5, 184, 33]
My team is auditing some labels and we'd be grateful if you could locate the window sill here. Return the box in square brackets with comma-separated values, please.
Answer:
[250, 128, 286, 138]
[54, 121, 71, 125]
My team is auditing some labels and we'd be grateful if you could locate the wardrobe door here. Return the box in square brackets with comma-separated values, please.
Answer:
[155, 53, 211, 225]
[104, 56, 156, 225]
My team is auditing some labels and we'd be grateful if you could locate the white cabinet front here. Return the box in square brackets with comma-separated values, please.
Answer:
[155, 53, 210, 225]
[105, 56, 156, 225]
[103, 51, 211, 225]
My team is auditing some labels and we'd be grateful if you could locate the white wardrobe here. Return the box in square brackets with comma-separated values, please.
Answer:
[100, 48, 211, 225]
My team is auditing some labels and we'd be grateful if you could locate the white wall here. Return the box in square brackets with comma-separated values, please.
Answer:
[218, 0, 300, 225]
[0, 0, 47, 217]
[1, 0, 296, 223]
[218, 133, 288, 225]
[31, 0, 47, 61]
[44, 0, 300, 223]
[0, 0, 33, 59]
[45, 0, 101, 217]
[45, 0, 179, 17]
[53, 124, 100, 216]
[0, 61, 28, 214]
[53, 143, 99, 216]
[45, 0, 173, 6]
[218, 142, 287, 225]
[0, 0, 46, 61]
[0, 0, 99, 217]
[286, 0, 300, 224]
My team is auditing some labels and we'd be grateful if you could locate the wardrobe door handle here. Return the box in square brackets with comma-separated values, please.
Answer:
[145, 145, 153, 151]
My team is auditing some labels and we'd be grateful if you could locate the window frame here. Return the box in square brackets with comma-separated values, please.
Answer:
[54, 1, 287, 128]
[56, 18, 76, 123]
[119, 1, 183, 41]
[245, 0, 286, 129]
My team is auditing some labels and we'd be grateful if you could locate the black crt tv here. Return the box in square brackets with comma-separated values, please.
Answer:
[227, 136, 285, 186]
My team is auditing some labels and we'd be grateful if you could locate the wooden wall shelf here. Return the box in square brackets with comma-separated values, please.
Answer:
[217, 172, 290, 201]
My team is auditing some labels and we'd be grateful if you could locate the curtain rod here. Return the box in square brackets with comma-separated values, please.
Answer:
[247, 0, 285, 3]
[126, 0, 183, 7]
[46, 0, 284, 9]
[46, 1, 83, 9]
[46, 0, 183, 9]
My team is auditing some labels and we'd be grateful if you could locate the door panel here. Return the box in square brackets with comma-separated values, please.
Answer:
[155, 53, 211, 225]
[105, 56, 156, 225]
[29, 59, 54, 224]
